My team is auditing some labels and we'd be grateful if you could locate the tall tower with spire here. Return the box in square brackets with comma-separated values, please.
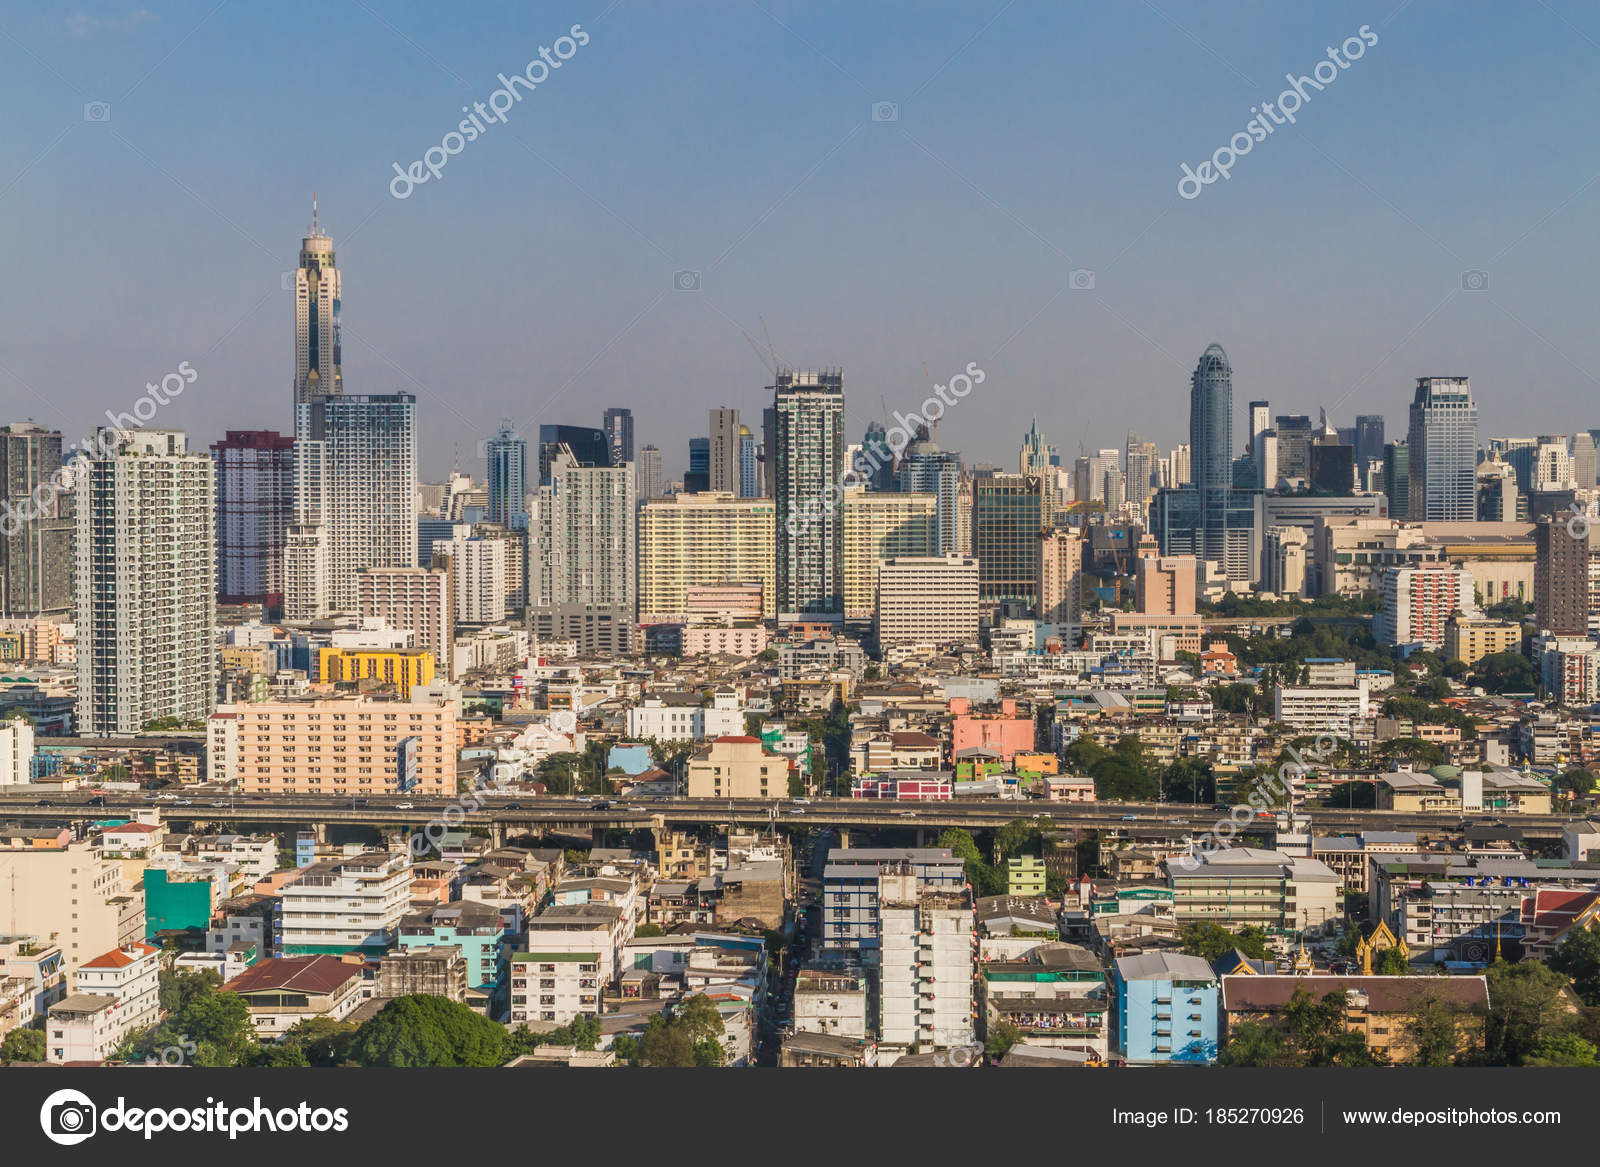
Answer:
[293, 196, 342, 413]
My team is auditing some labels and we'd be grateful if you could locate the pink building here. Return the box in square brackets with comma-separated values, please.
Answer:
[1041, 775, 1097, 802]
[947, 697, 1034, 763]
[681, 624, 768, 657]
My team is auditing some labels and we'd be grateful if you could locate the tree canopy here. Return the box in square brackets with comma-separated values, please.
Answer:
[346, 995, 509, 1067]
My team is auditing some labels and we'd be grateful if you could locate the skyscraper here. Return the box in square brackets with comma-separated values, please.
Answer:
[531, 444, 636, 651]
[685, 437, 710, 493]
[484, 424, 528, 529]
[0, 422, 72, 618]
[973, 473, 1043, 612]
[292, 393, 418, 616]
[738, 425, 760, 498]
[292, 199, 341, 411]
[1535, 518, 1600, 637]
[1355, 415, 1386, 465]
[897, 432, 965, 554]
[1383, 441, 1409, 519]
[709, 407, 741, 495]
[537, 425, 610, 485]
[212, 430, 295, 607]
[1407, 377, 1478, 521]
[75, 429, 215, 735]
[1274, 415, 1312, 480]
[1572, 432, 1598, 490]
[638, 444, 664, 501]
[773, 369, 846, 618]
[1189, 343, 1234, 564]
[601, 407, 634, 464]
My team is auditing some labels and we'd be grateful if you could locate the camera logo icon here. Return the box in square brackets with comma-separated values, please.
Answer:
[40, 1089, 98, 1145]
[673, 270, 701, 291]
[872, 101, 898, 122]
[83, 101, 112, 123]
[1461, 269, 1489, 291]
[1069, 268, 1096, 291]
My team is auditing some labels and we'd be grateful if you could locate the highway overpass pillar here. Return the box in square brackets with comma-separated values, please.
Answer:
[837, 828, 851, 849]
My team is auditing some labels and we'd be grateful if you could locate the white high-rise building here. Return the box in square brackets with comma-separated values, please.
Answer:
[0, 715, 33, 786]
[1376, 563, 1477, 650]
[74, 429, 215, 736]
[1407, 377, 1478, 521]
[447, 529, 507, 625]
[532, 446, 635, 643]
[877, 872, 974, 1057]
[292, 200, 342, 410]
[293, 394, 418, 616]
[876, 555, 979, 649]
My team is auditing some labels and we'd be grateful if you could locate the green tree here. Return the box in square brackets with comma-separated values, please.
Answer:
[1404, 988, 1468, 1066]
[635, 922, 666, 938]
[1468, 652, 1537, 695]
[637, 1015, 696, 1066]
[1484, 959, 1574, 1065]
[984, 1019, 1022, 1059]
[1374, 947, 1410, 976]
[1557, 769, 1597, 800]
[1179, 922, 1269, 963]
[674, 993, 726, 1048]
[347, 995, 508, 1067]
[122, 971, 257, 1067]
[1551, 924, 1600, 1006]
[0, 1027, 45, 1063]
[1161, 756, 1214, 803]
[1219, 1021, 1295, 1066]
[1523, 1032, 1599, 1067]
[939, 827, 1004, 896]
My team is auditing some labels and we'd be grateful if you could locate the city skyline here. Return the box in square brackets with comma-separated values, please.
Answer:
[6, 2, 1600, 480]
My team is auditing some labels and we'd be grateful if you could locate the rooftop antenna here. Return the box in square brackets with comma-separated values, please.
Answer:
[922, 362, 940, 441]
[312, 192, 318, 235]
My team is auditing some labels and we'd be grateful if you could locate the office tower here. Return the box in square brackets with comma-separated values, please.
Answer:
[211, 431, 294, 609]
[761, 406, 778, 498]
[531, 445, 636, 648]
[1383, 442, 1410, 519]
[1247, 402, 1271, 486]
[358, 561, 454, 679]
[1256, 430, 1279, 492]
[773, 369, 846, 618]
[1309, 442, 1355, 493]
[684, 437, 710, 494]
[956, 470, 974, 556]
[897, 433, 964, 554]
[1037, 528, 1084, 627]
[709, 407, 741, 494]
[75, 429, 215, 735]
[1125, 440, 1161, 506]
[601, 407, 634, 464]
[1573, 432, 1598, 490]
[877, 872, 975, 1052]
[973, 473, 1043, 611]
[1273, 415, 1312, 479]
[738, 426, 760, 498]
[1170, 443, 1192, 487]
[1478, 462, 1520, 523]
[842, 489, 937, 620]
[1261, 526, 1310, 596]
[484, 423, 528, 529]
[536, 424, 610, 485]
[1020, 418, 1053, 476]
[637, 492, 776, 623]
[1135, 552, 1198, 616]
[292, 394, 418, 616]
[1355, 415, 1386, 464]
[856, 422, 895, 492]
[1535, 518, 1600, 637]
[1376, 563, 1477, 650]
[637, 444, 664, 502]
[1103, 468, 1125, 511]
[1190, 343, 1235, 566]
[875, 555, 979, 649]
[292, 199, 341, 410]
[1407, 377, 1479, 521]
[0, 422, 72, 618]
[445, 528, 508, 625]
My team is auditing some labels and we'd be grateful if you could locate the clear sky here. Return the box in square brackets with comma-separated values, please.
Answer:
[5, 0, 1599, 480]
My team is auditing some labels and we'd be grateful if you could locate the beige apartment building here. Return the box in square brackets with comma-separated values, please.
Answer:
[1443, 617, 1523, 667]
[0, 837, 145, 984]
[638, 493, 776, 623]
[842, 489, 938, 621]
[685, 736, 794, 799]
[357, 564, 454, 679]
[208, 695, 457, 796]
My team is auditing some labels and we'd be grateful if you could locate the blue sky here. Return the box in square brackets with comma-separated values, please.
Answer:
[4, 0, 1600, 479]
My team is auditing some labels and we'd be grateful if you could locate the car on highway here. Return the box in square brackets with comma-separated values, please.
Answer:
[1120, 814, 1138, 821]
[504, 802, 522, 810]
[174, 799, 193, 806]
[592, 801, 611, 811]
[210, 800, 227, 808]
[154, 793, 178, 801]
[895, 809, 916, 816]
[352, 799, 369, 808]
[394, 801, 414, 810]
[791, 808, 806, 815]
[792, 798, 811, 805]
[36, 799, 54, 806]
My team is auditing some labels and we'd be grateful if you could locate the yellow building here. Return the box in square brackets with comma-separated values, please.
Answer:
[316, 648, 435, 698]
[1443, 617, 1522, 667]
[1005, 856, 1047, 897]
[842, 488, 937, 620]
[638, 493, 776, 624]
